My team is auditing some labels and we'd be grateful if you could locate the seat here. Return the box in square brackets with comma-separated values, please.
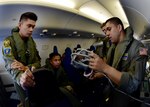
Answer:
[62, 47, 82, 85]
[26, 68, 64, 107]
[0, 77, 9, 107]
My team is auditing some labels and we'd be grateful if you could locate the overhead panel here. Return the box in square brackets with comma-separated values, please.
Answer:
[79, 0, 112, 23]
[98, 0, 129, 28]
[0, 0, 130, 37]
[65, 14, 102, 34]
[120, 0, 150, 39]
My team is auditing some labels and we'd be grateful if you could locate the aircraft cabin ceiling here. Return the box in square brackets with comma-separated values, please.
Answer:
[120, 0, 150, 41]
[0, 0, 149, 40]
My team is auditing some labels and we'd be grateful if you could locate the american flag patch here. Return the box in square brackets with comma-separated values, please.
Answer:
[139, 47, 148, 56]
[122, 53, 128, 60]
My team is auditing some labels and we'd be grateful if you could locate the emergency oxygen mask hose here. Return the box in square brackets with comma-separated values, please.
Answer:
[71, 48, 150, 106]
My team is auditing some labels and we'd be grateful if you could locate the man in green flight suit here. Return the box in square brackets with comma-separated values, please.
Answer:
[2, 12, 41, 107]
[44, 52, 81, 107]
[88, 17, 148, 107]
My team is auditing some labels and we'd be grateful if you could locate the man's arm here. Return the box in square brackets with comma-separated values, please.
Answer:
[89, 50, 147, 93]
[89, 52, 122, 85]
[2, 39, 35, 89]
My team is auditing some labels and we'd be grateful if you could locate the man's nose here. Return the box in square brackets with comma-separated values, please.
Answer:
[29, 27, 34, 32]
[57, 60, 61, 63]
[106, 32, 109, 37]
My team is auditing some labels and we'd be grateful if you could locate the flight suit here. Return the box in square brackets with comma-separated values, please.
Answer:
[2, 27, 41, 107]
[105, 27, 147, 107]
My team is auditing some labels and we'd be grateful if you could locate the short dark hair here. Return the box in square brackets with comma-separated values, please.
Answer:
[100, 22, 106, 29]
[105, 17, 124, 29]
[19, 12, 38, 22]
[49, 52, 61, 60]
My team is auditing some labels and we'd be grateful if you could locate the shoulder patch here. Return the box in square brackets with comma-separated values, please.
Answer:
[3, 39, 12, 56]
[3, 47, 11, 55]
[3, 39, 10, 47]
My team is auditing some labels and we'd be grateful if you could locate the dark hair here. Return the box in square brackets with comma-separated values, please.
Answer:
[77, 44, 81, 48]
[105, 17, 124, 29]
[49, 52, 61, 60]
[19, 12, 38, 22]
[100, 22, 106, 29]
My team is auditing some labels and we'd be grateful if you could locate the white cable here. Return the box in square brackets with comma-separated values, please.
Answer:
[83, 70, 93, 78]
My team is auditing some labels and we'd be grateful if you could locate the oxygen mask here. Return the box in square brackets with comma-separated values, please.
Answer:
[71, 48, 93, 77]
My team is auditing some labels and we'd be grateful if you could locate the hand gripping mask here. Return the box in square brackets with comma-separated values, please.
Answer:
[71, 48, 93, 77]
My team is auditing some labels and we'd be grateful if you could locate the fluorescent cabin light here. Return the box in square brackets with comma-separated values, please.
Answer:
[0, 0, 128, 27]
[0, 0, 76, 9]
[79, 0, 112, 23]
[43, 0, 75, 9]
[116, 1, 129, 27]
[80, 7, 109, 23]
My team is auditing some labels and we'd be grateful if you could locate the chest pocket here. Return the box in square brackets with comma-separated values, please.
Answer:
[118, 41, 136, 71]
[119, 53, 131, 71]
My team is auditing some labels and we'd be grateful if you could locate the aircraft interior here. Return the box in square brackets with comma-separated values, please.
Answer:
[0, 0, 150, 107]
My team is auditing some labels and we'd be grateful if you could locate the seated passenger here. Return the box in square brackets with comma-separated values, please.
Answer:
[43, 52, 81, 107]
[44, 52, 73, 90]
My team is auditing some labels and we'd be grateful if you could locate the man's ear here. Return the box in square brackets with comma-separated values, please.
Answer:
[118, 24, 122, 32]
[50, 60, 52, 64]
[18, 22, 21, 29]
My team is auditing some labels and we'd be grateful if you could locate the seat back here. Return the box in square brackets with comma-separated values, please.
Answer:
[26, 68, 63, 106]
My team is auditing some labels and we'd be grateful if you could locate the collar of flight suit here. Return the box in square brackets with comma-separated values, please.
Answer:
[107, 27, 134, 69]
[12, 31, 36, 65]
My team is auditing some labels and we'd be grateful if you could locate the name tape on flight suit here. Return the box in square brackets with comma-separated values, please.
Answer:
[122, 53, 128, 60]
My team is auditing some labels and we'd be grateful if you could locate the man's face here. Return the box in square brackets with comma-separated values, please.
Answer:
[50, 55, 61, 69]
[105, 22, 120, 44]
[102, 26, 106, 35]
[18, 18, 36, 38]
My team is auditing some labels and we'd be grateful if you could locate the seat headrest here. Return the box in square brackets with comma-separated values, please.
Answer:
[26, 68, 61, 104]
